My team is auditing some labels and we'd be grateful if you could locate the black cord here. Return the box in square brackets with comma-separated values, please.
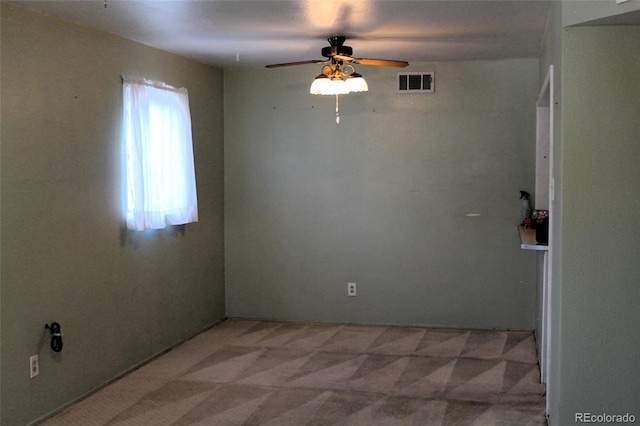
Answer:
[45, 322, 63, 352]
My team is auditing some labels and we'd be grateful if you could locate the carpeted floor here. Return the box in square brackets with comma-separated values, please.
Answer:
[42, 320, 547, 425]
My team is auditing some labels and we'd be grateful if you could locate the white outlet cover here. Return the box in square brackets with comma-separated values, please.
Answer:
[348, 282, 356, 296]
[30, 354, 39, 378]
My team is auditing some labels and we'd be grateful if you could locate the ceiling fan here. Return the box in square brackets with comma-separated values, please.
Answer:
[265, 35, 410, 69]
[266, 36, 409, 123]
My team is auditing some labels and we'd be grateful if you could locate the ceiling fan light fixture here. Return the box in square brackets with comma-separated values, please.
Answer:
[310, 68, 368, 95]
[345, 72, 368, 93]
[268, 35, 406, 123]
[310, 74, 350, 95]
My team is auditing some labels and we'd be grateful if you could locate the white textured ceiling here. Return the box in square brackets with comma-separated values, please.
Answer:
[11, 0, 555, 68]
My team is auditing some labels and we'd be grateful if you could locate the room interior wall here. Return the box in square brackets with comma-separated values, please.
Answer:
[224, 58, 539, 330]
[558, 25, 640, 424]
[0, 4, 225, 425]
[2, 2, 639, 425]
[562, 0, 640, 26]
[539, 2, 640, 423]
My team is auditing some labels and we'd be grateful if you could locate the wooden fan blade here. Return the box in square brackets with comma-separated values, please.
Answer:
[333, 55, 408, 68]
[353, 58, 409, 67]
[265, 60, 326, 68]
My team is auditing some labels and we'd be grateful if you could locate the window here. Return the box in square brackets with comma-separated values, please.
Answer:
[122, 76, 198, 230]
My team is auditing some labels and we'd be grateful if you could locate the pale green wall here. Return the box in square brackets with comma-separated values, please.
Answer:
[224, 59, 539, 329]
[562, 0, 640, 26]
[9, 2, 639, 424]
[557, 25, 640, 424]
[0, 4, 225, 425]
[538, 2, 640, 424]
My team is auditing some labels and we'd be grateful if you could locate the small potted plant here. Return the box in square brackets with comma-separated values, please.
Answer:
[532, 210, 549, 244]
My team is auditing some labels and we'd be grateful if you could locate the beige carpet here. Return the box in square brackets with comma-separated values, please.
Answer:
[42, 320, 546, 425]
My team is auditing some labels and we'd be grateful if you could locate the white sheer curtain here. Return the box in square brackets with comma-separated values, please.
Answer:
[122, 76, 198, 230]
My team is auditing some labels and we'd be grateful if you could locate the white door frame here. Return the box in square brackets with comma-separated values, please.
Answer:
[536, 65, 554, 393]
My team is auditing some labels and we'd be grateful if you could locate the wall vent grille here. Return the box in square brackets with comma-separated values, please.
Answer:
[397, 72, 434, 93]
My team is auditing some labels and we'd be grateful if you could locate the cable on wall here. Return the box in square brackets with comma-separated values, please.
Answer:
[45, 322, 64, 352]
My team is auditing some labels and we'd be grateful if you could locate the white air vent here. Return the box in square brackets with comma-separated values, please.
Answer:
[397, 72, 434, 93]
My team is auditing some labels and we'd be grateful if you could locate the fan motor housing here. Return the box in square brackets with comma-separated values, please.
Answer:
[322, 45, 353, 58]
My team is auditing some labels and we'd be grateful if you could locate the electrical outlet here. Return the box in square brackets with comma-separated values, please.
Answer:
[348, 282, 357, 297]
[30, 354, 39, 378]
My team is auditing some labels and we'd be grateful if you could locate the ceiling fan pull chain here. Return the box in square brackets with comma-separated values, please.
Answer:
[335, 94, 340, 124]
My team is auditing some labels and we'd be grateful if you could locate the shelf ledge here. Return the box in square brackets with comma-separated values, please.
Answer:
[518, 225, 549, 251]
